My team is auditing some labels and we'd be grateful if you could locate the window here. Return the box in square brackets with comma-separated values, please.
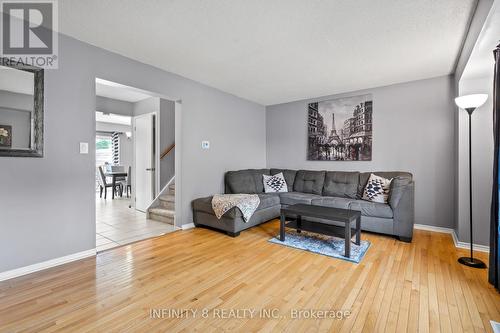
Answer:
[96, 134, 113, 191]
[96, 134, 113, 167]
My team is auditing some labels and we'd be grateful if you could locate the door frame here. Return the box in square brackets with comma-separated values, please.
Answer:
[132, 111, 159, 211]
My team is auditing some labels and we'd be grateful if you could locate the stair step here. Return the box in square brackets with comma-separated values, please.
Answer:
[149, 206, 175, 224]
[159, 195, 175, 203]
[149, 207, 175, 218]
[160, 201, 175, 210]
[149, 213, 174, 224]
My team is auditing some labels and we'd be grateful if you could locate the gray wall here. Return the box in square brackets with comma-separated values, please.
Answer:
[457, 76, 493, 246]
[266, 75, 456, 229]
[0, 33, 266, 273]
[133, 97, 159, 116]
[159, 99, 175, 188]
[96, 96, 134, 116]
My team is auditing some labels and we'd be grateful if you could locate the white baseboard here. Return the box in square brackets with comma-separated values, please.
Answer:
[414, 224, 489, 253]
[414, 224, 454, 234]
[0, 249, 97, 282]
[182, 223, 195, 230]
[454, 238, 490, 253]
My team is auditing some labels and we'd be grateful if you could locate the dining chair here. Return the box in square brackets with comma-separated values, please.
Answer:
[119, 166, 132, 198]
[111, 165, 126, 196]
[97, 166, 122, 199]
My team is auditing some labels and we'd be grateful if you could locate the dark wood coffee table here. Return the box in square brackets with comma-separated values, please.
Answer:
[280, 204, 361, 258]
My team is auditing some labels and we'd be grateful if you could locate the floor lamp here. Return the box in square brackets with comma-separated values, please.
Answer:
[455, 93, 488, 268]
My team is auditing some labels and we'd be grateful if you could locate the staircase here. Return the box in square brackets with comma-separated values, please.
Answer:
[148, 182, 175, 225]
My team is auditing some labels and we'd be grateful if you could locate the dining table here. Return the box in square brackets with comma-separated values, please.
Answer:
[105, 171, 128, 199]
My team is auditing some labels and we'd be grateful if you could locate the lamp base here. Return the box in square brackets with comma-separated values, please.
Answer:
[458, 257, 487, 268]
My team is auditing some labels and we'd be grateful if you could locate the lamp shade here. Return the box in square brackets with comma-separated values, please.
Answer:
[455, 94, 488, 110]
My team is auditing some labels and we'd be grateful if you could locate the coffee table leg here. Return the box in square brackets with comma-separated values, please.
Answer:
[280, 212, 285, 241]
[297, 215, 302, 233]
[345, 221, 351, 258]
[356, 216, 361, 245]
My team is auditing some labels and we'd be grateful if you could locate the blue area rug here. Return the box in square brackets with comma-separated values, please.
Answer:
[269, 230, 370, 263]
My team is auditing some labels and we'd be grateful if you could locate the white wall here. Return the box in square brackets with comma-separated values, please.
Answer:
[457, 76, 494, 246]
[0, 34, 266, 273]
[266, 75, 456, 229]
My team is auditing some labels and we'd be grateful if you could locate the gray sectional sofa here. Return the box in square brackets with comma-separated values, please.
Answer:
[192, 169, 415, 241]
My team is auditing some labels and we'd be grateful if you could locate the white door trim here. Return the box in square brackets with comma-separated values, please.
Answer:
[133, 111, 158, 211]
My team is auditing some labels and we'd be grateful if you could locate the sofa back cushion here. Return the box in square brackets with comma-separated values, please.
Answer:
[270, 168, 297, 189]
[323, 171, 359, 198]
[358, 171, 413, 198]
[293, 170, 325, 195]
[225, 169, 270, 194]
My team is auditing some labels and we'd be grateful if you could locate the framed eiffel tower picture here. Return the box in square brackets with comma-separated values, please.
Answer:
[307, 94, 373, 161]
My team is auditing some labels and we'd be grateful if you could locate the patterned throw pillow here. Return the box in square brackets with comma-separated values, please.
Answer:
[362, 174, 392, 203]
[263, 173, 288, 193]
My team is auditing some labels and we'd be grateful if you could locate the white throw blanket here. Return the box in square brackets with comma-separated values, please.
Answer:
[211, 194, 260, 222]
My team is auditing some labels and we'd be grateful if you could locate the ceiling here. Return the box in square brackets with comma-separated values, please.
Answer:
[60, 0, 477, 105]
[461, 0, 499, 81]
[95, 79, 154, 102]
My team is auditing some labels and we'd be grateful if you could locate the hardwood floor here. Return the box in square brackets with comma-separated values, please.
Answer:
[1, 220, 499, 332]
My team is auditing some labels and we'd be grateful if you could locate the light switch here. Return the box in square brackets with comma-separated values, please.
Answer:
[80, 142, 89, 154]
[201, 141, 210, 150]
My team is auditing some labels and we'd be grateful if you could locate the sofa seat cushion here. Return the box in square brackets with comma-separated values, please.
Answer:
[348, 200, 393, 218]
[192, 194, 280, 219]
[310, 197, 354, 209]
[310, 197, 393, 218]
[279, 192, 322, 205]
[257, 193, 281, 209]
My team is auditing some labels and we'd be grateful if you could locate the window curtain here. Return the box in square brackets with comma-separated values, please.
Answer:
[111, 132, 120, 165]
[489, 43, 500, 290]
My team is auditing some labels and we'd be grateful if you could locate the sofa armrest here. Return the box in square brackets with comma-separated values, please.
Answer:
[390, 180, 415, 241]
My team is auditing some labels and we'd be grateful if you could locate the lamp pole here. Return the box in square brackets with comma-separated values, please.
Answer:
[457, 106, 487, 268]
[455, 94, 488, 268]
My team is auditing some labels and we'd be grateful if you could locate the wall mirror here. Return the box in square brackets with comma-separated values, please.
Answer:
[0, 59, 44, 157]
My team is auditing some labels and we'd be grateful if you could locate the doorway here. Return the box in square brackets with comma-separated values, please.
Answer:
[94, 78, 178, 252]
